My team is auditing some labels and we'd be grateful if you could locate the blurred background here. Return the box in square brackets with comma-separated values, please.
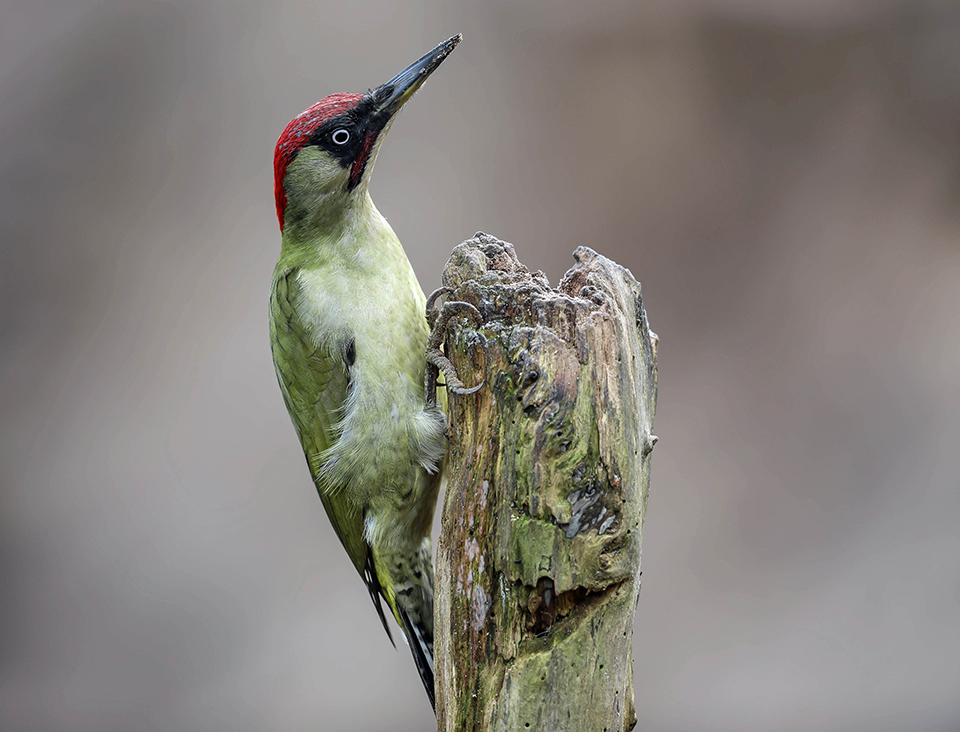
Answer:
[2, 0, 959, 730]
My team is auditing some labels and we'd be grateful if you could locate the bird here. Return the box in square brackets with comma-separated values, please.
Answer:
[268, 35, 462, 710]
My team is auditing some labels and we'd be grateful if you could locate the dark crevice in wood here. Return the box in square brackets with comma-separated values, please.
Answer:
[523, 576, 624, 638]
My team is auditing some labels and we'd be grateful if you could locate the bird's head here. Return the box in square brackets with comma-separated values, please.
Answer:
[273, 34, 461, 235]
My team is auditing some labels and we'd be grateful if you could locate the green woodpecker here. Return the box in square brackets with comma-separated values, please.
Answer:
[269, 35, 461, 709]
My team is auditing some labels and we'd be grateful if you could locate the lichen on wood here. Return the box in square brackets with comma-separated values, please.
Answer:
[433, 233, 658, 732]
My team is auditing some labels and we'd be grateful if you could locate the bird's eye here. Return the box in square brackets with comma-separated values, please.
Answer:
[331, 129, 351, 146]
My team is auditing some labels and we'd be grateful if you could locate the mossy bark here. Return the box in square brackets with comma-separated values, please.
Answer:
[434, 234, 658, 732]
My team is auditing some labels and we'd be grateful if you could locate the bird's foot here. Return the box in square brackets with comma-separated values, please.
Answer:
[425, 287, 484, 404]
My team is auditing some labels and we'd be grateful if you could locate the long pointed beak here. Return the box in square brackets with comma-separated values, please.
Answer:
[371, 34, 461, 122]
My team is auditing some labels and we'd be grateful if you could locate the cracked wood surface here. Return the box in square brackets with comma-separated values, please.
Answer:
[434, 234, 658, 732]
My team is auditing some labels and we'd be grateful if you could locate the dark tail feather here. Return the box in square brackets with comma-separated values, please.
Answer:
[399, 605, 436, 712]
[363, 545, 435, 711]
[362, 551, 395, 648]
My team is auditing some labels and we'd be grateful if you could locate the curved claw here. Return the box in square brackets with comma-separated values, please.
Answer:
[451, 380, 484, 396]
[424, 292, 484, 404]
[427, 349, 485, 396]
[426, 286, 453, 319]
[428, 300, 483, 351]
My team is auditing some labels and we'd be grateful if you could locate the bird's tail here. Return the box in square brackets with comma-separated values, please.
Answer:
[371, 542, 436, 710]
[396, 597, 435, 710]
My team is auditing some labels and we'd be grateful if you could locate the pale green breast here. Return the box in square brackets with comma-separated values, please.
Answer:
[271, 200, 442, 511]
[292, 256, 435, 500]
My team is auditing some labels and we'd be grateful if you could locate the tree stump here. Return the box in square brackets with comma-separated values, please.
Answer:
[434, 233, 658, 732]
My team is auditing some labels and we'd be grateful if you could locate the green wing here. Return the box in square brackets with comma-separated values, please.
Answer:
[269, 267, 367, 577]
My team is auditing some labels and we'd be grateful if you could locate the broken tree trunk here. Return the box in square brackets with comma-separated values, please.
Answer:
[434, 233, 658, 732]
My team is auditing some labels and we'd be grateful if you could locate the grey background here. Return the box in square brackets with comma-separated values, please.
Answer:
[2, 1, 959, 730]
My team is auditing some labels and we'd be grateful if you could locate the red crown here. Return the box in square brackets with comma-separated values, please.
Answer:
[273, 93, 362, 231]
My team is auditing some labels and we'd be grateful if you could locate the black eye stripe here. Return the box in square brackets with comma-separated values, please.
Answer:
[307, 115, 363, 167]
[309, 114, 355, 145]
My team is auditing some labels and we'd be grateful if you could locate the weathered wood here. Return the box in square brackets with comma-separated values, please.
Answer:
[434, 233, 658, 732]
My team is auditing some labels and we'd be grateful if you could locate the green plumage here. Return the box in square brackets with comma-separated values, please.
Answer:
[270, 267, 365, 574]
[270, 177, 446, 710]
[269, 36, 462, 711]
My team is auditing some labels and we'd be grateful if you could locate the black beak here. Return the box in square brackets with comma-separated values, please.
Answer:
[370, 34, 461, 123]
[342, 35, 461, 190]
